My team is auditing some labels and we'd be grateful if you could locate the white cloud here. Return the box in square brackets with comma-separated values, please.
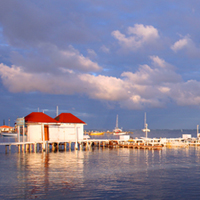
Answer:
[171, 35, 190, 52]
[112, 24, 159, 50]
[0, 63, 83, 94]
[171, 35, 200, 57]
[11, 44, 102, 73]
[100, 45, 110, 53]
[79, 74, 129, 101]
[49, 45, 101, 72]
[1, 56, 200, 109]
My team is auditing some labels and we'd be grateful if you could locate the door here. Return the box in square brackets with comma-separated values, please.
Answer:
[44, 125, 49, 141]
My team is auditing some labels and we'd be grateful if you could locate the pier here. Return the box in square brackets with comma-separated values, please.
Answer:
[2, 136, 200, 153]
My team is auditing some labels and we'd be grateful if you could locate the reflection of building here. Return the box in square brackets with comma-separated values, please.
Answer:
[17, 151, 84, 198]
[16, 112, 86, 143]
[0, 125, 14, 133]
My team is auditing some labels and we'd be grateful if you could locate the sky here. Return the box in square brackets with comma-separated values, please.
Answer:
[1, 1, 200, 130]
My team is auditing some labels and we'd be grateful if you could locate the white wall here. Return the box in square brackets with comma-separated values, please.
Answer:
[27, 125, 42, 142]
[26, 123, 85, 142]
[49, 124, 84, 142]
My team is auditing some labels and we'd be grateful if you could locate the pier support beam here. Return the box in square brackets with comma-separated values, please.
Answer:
[45, 141, 48, 153]
[69, 142, 71, 151]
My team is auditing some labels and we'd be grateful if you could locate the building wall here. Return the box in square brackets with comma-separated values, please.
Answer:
[27, 124, 43, 142]
[49, 124, 84, 142]
[25, 123, 84, 142]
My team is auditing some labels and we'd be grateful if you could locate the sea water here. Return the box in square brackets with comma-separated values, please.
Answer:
[0, 130, 200, 199]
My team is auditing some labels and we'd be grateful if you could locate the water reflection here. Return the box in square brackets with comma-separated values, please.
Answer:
[1, 146, 200, 199]
[16, 151, 84, 199]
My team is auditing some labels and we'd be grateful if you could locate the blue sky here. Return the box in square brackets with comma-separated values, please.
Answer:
[0, 0, 200, 130]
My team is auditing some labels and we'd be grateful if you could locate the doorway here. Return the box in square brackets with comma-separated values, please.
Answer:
[44, 125, 49, 141]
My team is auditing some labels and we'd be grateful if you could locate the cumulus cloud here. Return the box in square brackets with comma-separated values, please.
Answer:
[11, 44, 102, 73]
[0, 63, 83, 94]
[112, 24, 159, 50]
[171, 35, 200, 57]
[2, 55, 200, 109]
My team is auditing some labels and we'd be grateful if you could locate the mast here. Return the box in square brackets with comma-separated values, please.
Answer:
[56, 106, 59, 116]
[142, 112, 150, 138]
[144, 112, 146, 128]
[116, 115, 118, 129]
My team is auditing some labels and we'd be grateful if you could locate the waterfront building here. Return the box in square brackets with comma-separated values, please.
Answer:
[0, 125, 14, 133]
[16, 112, 86, 143]
[54, 113, 86, 141]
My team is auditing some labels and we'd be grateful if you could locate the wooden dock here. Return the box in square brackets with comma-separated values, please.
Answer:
[0, 139, 164, 153]
[1, 137, 200, 153]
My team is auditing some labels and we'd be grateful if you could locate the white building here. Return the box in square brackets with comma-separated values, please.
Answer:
[54, 113, 86, 142]
[17, 112, 86, 143]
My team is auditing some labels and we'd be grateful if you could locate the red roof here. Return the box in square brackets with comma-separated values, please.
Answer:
[25, 112, 58, 123]
[55, 113, 86, 124]
[0, 125, 13, 128]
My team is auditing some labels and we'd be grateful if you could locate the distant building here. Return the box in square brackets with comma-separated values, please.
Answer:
[16, 112, 86, 143]
[0, 125, 14, 133]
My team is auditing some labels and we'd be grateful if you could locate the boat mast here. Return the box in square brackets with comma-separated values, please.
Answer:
[56, 106, 59, 116]
[116, 115, 118, 129]
[142, 112, 150, 138]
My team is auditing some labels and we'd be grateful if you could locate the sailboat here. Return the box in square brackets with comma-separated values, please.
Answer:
[142, 112, 150, 139]
[113, 115, 126, 135]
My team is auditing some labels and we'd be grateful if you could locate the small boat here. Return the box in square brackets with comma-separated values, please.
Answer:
[113, 132, 126, 135]
[2, 132, 17, 137]
[83, 135, 90, 139]
[113, 115, 127, 135]
[89, 131, 104, 136]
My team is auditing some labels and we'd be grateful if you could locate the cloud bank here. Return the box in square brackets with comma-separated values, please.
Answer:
[1, 54, 200, 109]
[1, 0, 200, 116]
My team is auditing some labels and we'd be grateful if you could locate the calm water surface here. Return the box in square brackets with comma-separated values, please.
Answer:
[0, 130, 200, 199]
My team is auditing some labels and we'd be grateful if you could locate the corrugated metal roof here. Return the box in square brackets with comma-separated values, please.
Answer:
[25, 112, 58, 123]
[55, 113, 86, 124]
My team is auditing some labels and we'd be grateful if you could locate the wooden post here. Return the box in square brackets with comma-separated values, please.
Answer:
[18, 126, 20, 142]
[57, 143, 59, 151]
[34, 143, 37, 153]
[86, 142, 88, 150]
[69, 142, 71, 151]
[26, 144, 29, 152]
[23, 125, 25, 143]
[80, 142, 83, 150]
[64, 142, 66, 151]
[75, 126, 78, 150]
[45, 141, 48, 152]
[22, 144, 25, 153]
[52, 143, 54, 151]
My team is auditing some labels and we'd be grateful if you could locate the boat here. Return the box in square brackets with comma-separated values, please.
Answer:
[2, 132, 17, 137]
[113, 115, 126, 135]
[83, 135, 90, 139]
[142, 112, 150, 138]
[113, 132, 126, 135]
[89, 131, 104, 136]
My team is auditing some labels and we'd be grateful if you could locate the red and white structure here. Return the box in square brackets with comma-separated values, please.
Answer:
[16, 112, 86, 144]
